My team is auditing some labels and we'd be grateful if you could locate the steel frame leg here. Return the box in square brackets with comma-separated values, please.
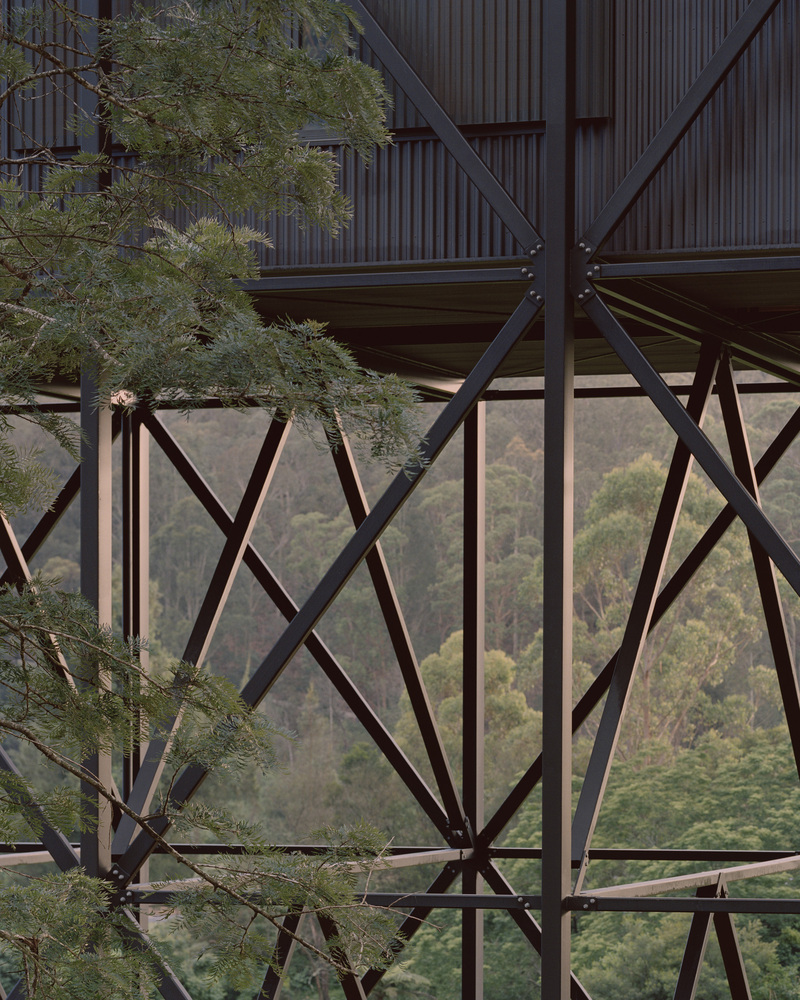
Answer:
[462, 404, 486, 998]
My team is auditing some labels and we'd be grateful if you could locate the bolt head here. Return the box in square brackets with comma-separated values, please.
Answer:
[578, 242, 585, 249]
[529, 249, 536, 257]
[521, 267, 529, 276]
[583, 903, 589, 910]
[536, 243, 543, 251]
[586, 271, 593, 278]
[584, 288, 592, 295]
[594, 265, 600, 272]
[585, 246, 591, 254]
[578, 293, 584, 300]
[536, 294, 543, 302]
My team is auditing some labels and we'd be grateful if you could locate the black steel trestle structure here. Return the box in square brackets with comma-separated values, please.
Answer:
[3, 0, 800, 997]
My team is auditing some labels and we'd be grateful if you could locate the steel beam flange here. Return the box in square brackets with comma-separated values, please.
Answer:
[109, 864, 135, 907]
[523, 243, 546, 303]
[571, 242, 597, 303]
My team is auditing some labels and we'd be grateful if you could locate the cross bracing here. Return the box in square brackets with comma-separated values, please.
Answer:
[2, 0, 800, 997]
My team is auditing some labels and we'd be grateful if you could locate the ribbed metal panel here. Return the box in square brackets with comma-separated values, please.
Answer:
[7, 0, 798, 262]
[6, 0, 81, 154]
[356, 0, 610, 127]
[257, 131, 546, 268]
[264, 0, 798, 265]
[603, 0, 800, 252]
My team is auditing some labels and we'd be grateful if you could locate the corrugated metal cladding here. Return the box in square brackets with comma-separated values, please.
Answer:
[6, 1, 798, 261]
[5, 0, 82, 155]
[261, 0, 799, 267]
[355, 0, 611, 128]
[4, 0, 134, 158]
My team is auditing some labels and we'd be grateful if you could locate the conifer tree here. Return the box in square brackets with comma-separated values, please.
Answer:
[0, 1, 409, 994]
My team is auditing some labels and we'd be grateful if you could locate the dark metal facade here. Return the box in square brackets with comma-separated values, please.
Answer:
[4, 1, 800, 998]
[258, 0, 798, 267]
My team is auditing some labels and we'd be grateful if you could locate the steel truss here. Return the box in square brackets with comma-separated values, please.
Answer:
[2, 0, 800, 997]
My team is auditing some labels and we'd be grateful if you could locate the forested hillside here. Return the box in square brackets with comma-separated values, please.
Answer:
[6, 375, 800, 998]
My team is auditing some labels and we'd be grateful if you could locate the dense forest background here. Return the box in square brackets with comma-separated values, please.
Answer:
[6, 373, 800, 999]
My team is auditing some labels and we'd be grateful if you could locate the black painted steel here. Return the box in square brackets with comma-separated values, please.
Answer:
[481, 400, 800, 848]
[79, 369, 113, 881]
[113, 417, 292, 854]
[121, 414, 150, 823]
[600, 256, 800, 279]
[716, 359, 800, 780]
[112, 417, 450, 876]
[260, 909, 304, 1000]
[584, 293, 800, 597]
[328, 429, 466, 832]
[714, 904, 754, 1000]
[359, 865, 460, 993]
[0, 747, 79, 872]
[673, 883, 723, 1000]
[482, 863, 593, 1000]
[571, 898, 800, 915]
[346, 0, 543, 252]
[541, 0, 576, 995]
[570, 344, 719, 862]
[6, 1, 800, 996]
[462, 404, 486, 998]
[139, 419, 448, 835]
[317, 915, 368, 1000]
[582, 0, 783, 251]
[234, 295, 539, 733]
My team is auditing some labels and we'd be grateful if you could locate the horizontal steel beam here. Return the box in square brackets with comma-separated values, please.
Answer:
[246, 267, 526, 292]
[600, 256, 800, 279]
[573, 898, 800, 915]
[484, 383, 800, 402]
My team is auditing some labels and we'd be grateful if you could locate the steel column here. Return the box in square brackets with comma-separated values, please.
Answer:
[113, 416, 291, 852]
[482, 863, 592, 1000]
[462, 403, 486, 998]
[541, 0, 576, 995]
[79, 368, 113, 880]
[121, 412, 150, 802]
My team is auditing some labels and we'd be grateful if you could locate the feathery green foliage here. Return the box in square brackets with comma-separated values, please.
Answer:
[0, 0, 412, 993]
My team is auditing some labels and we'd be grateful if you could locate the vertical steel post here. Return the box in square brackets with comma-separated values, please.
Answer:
[122, 412, 150, 796]
[541, 1, 576, 997]
[463, 403, 486, 998]
[80, 370, 114, 879]
[121, 411, 150, 922]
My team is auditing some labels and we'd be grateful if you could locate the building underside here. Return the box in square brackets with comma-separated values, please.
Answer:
[3, 1, 800, 998]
